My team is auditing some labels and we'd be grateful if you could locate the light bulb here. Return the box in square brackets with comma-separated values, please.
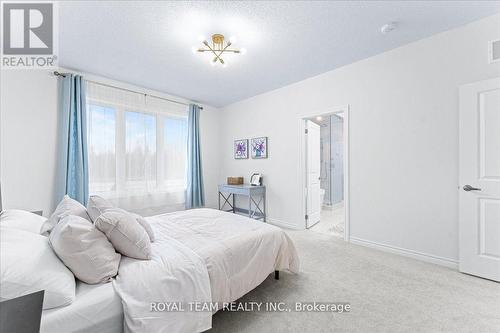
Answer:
[229, 36, 237, 44]
[191, 46, 198, 54]
[210, 60, 216, 66]
[197, 35, 206, 42]
[240, 48, 247, 55]
[222, 62, 227, 68]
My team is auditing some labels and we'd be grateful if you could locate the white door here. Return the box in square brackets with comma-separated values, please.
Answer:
[459, 77, 500, 282]
[306, 120, 321, 228]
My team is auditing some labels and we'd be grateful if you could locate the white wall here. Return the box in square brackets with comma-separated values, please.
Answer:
[220, 14, 500, 264]
[0, 69, 220, 216]
[1, 70, 59, 216]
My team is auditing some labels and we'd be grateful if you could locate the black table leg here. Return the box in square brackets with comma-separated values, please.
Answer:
[274, 270, 279, 280]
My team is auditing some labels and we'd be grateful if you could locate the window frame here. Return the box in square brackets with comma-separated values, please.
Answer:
[86, 97, 188, 199]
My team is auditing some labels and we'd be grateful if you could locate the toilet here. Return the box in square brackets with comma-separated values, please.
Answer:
[320, 188, 325, 207]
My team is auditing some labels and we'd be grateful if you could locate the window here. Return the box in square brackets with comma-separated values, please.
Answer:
[125, 111, 157, 190]
[86, 82, 188, 215]
[88, 104, 116, 192]
[162, 117, 187, 188]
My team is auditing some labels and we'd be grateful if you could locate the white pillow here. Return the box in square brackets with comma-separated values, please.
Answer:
[40, 195, 90, 235]
[87, 195, 155, 242]
[134, 214, 155, 242]
[49, 215, 121, 284]
[0, 209, 47, 234]
[86, 195, 113, 222]
[110, 208, 155, 243]
[95, 209, 152, 260]
[0, 226, 75, 309]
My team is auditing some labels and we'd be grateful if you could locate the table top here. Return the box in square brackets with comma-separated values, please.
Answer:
[219, 184, 265, 189]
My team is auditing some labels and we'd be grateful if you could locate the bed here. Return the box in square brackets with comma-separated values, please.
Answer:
[147, 208, 299, 303]
[40, 282, 123, 333]
[39, 208, 299, 332]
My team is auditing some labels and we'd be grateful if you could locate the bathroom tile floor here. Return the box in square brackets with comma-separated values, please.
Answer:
[310, 201, 344, 237]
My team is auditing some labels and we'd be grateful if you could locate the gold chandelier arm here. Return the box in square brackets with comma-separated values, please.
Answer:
[219, 42, 234, 55]
[213, 42, 234, 64]
[203, 42, 224, 63]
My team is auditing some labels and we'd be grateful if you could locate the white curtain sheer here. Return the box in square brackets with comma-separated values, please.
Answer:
[86, 82, 188, 216]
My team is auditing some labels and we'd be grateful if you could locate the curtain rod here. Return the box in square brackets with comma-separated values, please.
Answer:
[53, 71, 203, 110]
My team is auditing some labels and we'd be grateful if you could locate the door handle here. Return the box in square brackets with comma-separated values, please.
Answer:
[463, 185, 481, 191]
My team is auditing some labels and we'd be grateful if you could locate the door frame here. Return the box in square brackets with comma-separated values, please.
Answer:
[298, 105, 350, 242]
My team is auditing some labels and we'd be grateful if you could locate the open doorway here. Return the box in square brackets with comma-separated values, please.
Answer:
[301, 107, 349, 240]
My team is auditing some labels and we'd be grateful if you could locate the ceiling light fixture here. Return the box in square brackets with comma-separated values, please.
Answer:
[195, 34, 244, 66]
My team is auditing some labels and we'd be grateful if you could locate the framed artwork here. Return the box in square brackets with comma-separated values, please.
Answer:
[234, 139, 248, 159]
[251, 137, 268, 159]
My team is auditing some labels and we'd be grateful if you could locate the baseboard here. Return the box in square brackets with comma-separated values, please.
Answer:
[350, 237, 458, 269]
[266, 218, 300, 230]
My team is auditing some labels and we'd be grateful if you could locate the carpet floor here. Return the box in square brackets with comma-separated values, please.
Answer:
[210, 230, 500, 333]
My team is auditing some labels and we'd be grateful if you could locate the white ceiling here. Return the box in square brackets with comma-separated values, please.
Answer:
[59, 1, 500, 107]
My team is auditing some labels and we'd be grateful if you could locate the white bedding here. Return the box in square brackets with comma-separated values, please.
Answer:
[113, 229, 212, 333]
[40, 281, 123, 333]
[149, 208, 300, 303]
[113, 208, 299, 333]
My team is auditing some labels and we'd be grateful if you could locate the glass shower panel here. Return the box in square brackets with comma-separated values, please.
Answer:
[320, 118, 332, 205]
[330, 114, 344, 204]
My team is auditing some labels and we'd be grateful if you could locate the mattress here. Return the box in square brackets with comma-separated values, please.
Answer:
[40, 281, 123, 333]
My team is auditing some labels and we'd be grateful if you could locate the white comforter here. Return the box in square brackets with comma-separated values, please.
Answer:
[113, 208, 299, 333]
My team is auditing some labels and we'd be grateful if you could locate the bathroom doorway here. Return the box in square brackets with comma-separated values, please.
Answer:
[301, 107, 349, 240]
